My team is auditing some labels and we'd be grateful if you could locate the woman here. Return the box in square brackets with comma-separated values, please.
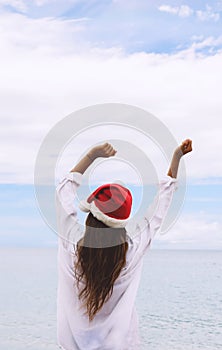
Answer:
[56, 140, 192, 350]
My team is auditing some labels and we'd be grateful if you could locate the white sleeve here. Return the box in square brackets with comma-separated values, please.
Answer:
[145, 175, 177, 239]
[128, 175, 177, 258]
[55, 172, 84, 251]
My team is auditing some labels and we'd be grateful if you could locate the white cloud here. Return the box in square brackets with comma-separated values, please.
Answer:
[158, 3, 220, 22]
[196, 5, 220, 22]
[190, 178, 222, 185]
[0, 12, 222, 184]
[34, 0, 77, 6]
[158, 4, 193, 18]
[0, 0, 81, 9]
[155, 213, 222, 250]
[178, 4, 193, 17]
[158, 4, 178, 15]
[190, 35, 222, 50]
[34, 0, 50, 5]
[0, 0, 27, 12]
[0, 12, 88, 56]
[55, 124, 169, 186]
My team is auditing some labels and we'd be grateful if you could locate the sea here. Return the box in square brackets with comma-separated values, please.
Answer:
[0, 248, 221, 350]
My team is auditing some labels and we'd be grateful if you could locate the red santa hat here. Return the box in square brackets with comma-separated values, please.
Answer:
[79, 183, 132, 228]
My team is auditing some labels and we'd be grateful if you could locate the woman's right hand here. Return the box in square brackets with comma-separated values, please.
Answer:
[168, 139, 192, 178]
[88, 143, 117, 161]
[179, 139, 192, 155]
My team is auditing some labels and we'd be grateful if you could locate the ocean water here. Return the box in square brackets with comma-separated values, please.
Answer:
[0, 248, 221, 350]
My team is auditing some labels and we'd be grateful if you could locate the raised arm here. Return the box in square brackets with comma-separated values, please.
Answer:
[56, 143, 117, 248]
[57, 142, 117, 213]
[149, 138, 193, 235]
[167, 139, 193, 178]
[132, 138, 193, 256]
[71, 143, 117, 174]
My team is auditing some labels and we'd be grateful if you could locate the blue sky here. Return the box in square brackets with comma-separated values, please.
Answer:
[1, 0, 222, 53]
[0, 0, 222, 248]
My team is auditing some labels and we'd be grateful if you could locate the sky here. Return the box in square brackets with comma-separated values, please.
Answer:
[0, 0, 222, 249]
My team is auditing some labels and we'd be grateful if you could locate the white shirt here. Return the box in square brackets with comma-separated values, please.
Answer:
[55, 172, 177, 350]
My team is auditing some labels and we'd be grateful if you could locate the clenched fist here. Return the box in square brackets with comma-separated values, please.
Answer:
[179, 139, 192, 155]
[88, 143, 117, 161]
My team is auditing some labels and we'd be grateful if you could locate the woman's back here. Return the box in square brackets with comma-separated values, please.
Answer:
[55, 140, 192, 350]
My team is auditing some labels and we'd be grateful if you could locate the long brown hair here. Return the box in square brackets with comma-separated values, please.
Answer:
[74, 212, 128, 321]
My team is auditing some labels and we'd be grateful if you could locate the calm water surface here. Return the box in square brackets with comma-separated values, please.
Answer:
[0, 248, 221, 350]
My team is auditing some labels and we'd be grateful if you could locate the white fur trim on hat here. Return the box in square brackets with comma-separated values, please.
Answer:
[79, 200, 129, 228]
